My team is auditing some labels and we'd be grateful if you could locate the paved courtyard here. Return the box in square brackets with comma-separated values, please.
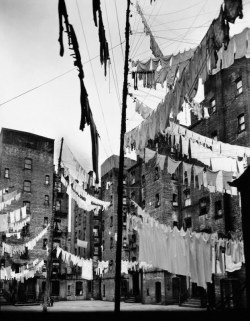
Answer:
[1, 300, 206, 312]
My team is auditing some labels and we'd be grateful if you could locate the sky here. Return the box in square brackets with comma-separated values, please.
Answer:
[1, 0, 250, 176]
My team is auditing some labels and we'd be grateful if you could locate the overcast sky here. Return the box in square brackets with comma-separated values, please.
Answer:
[1, 0, 250, 175]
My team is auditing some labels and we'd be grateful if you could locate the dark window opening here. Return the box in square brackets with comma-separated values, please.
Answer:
[185, 217, 192, 229]
[43, 238, 48, 250]
[155, 167, 159, 180]
[51, 281, 59, 296]
[141, 175, 146, 187]
[199, 197, 209, 216]
[172, 194, 178, 206]
[215, 200, 223, 219]
[110, 216, 113, 227]
[210, 98, 216, 114]
[55, 200, 61, 211]
[110, 237, 114, 249]
[155, 193, 160, 208]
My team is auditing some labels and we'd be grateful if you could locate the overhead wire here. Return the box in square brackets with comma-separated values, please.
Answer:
[104, 0, 122, 111]
[113, 0, 124, 62]
[76, 0, 113, 156]
[0, 41, 125, 108]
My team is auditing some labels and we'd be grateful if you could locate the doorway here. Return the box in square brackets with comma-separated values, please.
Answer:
[155, 282, 161, 303]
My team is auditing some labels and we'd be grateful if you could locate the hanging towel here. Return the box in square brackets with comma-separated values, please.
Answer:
[157, 154, 166, 170]
[145, 148, 156, 163]
[77, 239, 88, 248]
[0, 214, 8, 232]
[167, 157, 181, 175]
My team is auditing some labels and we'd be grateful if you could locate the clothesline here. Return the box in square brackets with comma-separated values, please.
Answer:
[129, 201, 244, 289]
[62, 171, 110, 211]
[1, 224, 50, 257]
[56, 246, 93, 280]
[0, 260, 44, 281]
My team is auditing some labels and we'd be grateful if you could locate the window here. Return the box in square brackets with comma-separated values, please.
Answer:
[183, 171, 188, 185]
[172, 194, 178, 206]
[43, 217, 48, 227]
[23, 201, 30, 214]
[94, 246, 99, 255]
[184, 189, 191, 207]
[55, 200, 61, 211]
[236, 77, 243, 95]
[123, 237, 127, 248]
[24, 158, 32, 170]
[131, 191, 135, 201]
[141, 175, 146, 187]
[93, 228, 99, 237]
[195, 175, 199, 189]
[57, 182, 62, 193]
[211, 130, 218, 141]
[155, 167, 159, 180]
[131, 170, 135, 184]
[110, 237, 114, 249]
[21, 223, 30, 237]
[215, 200, 223, 219]
[4, 168, 9, 179]
[210, 98, 216, 114]
[238, 114, 245, 133]
[23, 180, 31, 192]
[155, 193, 160, 208]
[110, 216, 113, 227]
[67, 285, 71, 296]
[109, 260, 113, 272]
[43, 239, 48, 250]
[199, 197, 209, 215]
[110, 195, 113, 206]
[185, 217, 192, 229]
[44, 195, 49, 206]
[45, 175, 50, 185]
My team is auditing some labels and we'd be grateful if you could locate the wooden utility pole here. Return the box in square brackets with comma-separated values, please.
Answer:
[114, 0, 131, 313]
[43, 137, 64, 312]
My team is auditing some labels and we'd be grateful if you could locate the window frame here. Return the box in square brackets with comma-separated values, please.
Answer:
[44, 195, 50, 206]
[4, 168, 9, 179]
[210, 98, 216, 114]
[236, 77, 243, 96]
[23, 180, 31, 193]
[45, 175, 50, 186]
[238, 113, 245, 133]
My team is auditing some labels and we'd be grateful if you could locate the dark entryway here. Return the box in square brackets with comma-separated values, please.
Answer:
[155, 282, 161, 303]
[132, 272, 139, 296]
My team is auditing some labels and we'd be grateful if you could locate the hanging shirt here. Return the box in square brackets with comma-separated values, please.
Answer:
[0, 214, 8, 232]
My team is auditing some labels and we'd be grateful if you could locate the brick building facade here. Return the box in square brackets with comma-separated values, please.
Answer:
[0, 128, 54, 302]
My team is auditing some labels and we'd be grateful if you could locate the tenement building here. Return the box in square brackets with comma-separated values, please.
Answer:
[0, 128, 54, 303]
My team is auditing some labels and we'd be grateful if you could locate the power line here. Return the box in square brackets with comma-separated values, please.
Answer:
[0, 41, 125, 108]
[113, 0, 124, 62]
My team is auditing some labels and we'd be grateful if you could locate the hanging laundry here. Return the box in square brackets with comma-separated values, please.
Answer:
[0, 214, 8, 232]
[145, 148, 156, 163]
[212, 6, 230, 51]
[92, 0, 110, 76]
[156, 154, 166, 171]
[77, 239, 88, 248]
[224, 0, 243, 24]
[135, 100, 153, 119]
[167, 157, 181, 175]
[183, 162, 193, 186]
